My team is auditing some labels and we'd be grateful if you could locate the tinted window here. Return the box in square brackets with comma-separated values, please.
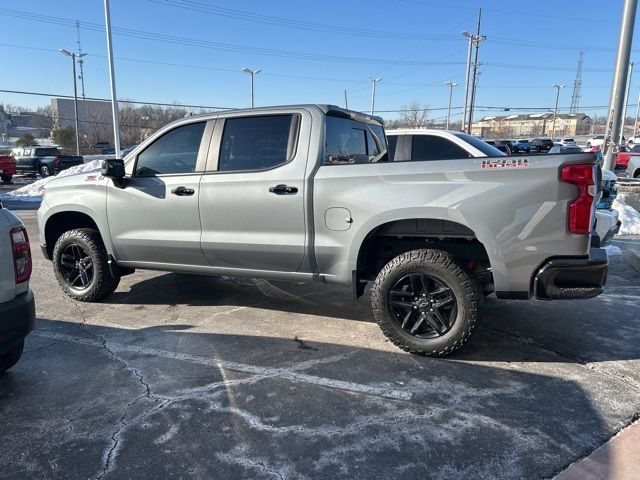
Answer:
[219, 115, 294, 172]
[325, 116, 367, 164]
[452, 132, 505, 156]
[411, 135, 471, 161]
[34, 148, 60, 156]
[387, 135, 398, 160]
[135, 121, 205, 176]
[366, 124, 388, 161]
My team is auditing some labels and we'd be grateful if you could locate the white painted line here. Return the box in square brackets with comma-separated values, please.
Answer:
[34, 331, 411, 401]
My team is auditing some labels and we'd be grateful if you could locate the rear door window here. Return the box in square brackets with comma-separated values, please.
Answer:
[325, 116, 387, 164]
[387, 135, 398, 161]
[411, 135, 471, 161]
[218, 115, 296, 172]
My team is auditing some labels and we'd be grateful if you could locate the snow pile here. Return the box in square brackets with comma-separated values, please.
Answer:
[0, 160, 103, 203]
[613, 194, 640, 235]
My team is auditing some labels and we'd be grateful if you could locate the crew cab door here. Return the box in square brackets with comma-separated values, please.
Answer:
[199, 112, 308, 272]
[106, 120, 214, 266]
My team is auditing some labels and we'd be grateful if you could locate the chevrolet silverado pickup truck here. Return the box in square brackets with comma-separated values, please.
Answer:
[13, 146, 83, 178]
[0, 200, 35, 372]
[36, 105, 608, 356]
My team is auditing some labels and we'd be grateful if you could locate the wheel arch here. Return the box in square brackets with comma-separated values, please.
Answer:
[43, 207, 112, 259]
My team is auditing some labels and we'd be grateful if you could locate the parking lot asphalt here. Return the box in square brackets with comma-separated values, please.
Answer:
[2, 205, 640, 480]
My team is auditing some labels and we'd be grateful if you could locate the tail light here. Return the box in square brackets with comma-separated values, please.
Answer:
[561, 164, 595, 235]
[10, 227, 32, 284]
[54, 156, 61, 168]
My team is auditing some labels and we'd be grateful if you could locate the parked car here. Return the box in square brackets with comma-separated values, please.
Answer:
[559, 138, 577, 146]
[586, 135, 605, 148]
[511, 139, 532, 153]
[615, 144, 640, 168]
[485, 140, 511, 155]
[0, 155, 17, 183]
[386, 129, 504, 161]
[90, 141, 111, 149]
[594, 169, 621, 244]
[627, 135, 640, 144]
[0, 201, 35, 373]
[548, 145, 584, 154]
[13, 146, 84, 178]
[121, 144, 139, 158]
[37, 104, 608, 356]
[530, 138, 555, 152]
[627, 152, 640, 178]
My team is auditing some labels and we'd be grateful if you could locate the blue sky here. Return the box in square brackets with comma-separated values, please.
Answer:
[0, 0, 637, 121]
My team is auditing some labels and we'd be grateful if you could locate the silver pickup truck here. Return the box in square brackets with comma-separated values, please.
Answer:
[37, 105, 608, 356]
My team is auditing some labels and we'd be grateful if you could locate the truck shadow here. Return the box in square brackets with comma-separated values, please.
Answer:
[0, 317, 625, 480]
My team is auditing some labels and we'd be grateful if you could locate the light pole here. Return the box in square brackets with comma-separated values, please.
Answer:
[369, 77, 382, 115]
[461, 31, 474, 132]
[445, 81, 457, 129]
[633, 84, 640, 139]
[620, 60, 635, 143]
[242, 67, 261, 108]
[59, 49, 85, 155]
[551, 84, 565, 140]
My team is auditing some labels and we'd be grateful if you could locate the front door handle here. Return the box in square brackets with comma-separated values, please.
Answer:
[171, 186, 195, 196]
[269, 184, 298, 195]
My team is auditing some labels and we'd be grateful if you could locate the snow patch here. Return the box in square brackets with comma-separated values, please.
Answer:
[604, 245, 622, 257]
[613, 195, 640, 235]
[0, 159, 103, 202]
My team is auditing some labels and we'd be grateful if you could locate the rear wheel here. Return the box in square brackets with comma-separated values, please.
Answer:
[586, 142, 592, 148]
[53, 228, 120, 301]
[0, 340, 24, 373]
[1, 175, 12, 183]
[39, 165, 51, 178]
[372, 249, 480, 356]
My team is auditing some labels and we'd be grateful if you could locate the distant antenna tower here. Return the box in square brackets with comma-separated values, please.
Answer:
[569, 51, 584, 113]
[76, 19, 86, 99]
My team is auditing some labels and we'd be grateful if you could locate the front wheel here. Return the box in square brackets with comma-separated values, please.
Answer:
[1, 175, 12, 183]
[371, 249, 480, 356]
[586, 142, 591, 148]
[0, 340, 24, 373]
[53, 228, 120, 302]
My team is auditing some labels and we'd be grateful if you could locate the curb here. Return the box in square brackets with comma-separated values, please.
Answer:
[623, 249, 640, 273]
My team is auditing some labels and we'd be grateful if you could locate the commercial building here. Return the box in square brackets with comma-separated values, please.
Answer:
[471, 113, 592, 138]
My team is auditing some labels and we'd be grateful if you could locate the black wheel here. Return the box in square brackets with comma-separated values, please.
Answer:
[372, 249, 480, 356]
[586, 142, 591, 148]
[1, 175, 12, 183]
[39, 165, 51, 177]
[53, 228, 120, 301]
[0, 340, 24, 373]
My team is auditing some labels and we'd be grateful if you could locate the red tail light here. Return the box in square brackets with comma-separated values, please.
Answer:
[10, 227, 32, 284]
[561, 164, 595, 235]
[54, 156, 61, 168]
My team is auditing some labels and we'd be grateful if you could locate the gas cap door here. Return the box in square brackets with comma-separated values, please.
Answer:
[325, 207, 353, 231]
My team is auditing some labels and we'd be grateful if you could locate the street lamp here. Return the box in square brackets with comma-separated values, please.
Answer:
[369, 77, 382, 115]
[59, 49, 86, 155]
[620, 60, 636, 143]
[461, 31, 473, 132]
[551, 84, 565, 140]
[242, 67, 261, 108]
[445, 81, 458, 129]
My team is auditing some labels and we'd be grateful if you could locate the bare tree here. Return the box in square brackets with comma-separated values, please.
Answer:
[398, 102, 429, 128]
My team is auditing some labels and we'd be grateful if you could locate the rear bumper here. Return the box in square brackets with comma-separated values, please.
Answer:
[0, 289, 36, 353]
[534, 248, 608, 300]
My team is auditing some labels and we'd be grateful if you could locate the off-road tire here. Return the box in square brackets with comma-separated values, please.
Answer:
[0, 340, 24, 373]
[39, 165, 51, 178]
[1, 175, 12, 183]
[53, 228, 120, 302]
[372, 249, 480, 356]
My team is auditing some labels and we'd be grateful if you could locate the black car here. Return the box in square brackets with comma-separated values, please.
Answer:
[511, 139, 532, 153]
[530, 138, 555, 152]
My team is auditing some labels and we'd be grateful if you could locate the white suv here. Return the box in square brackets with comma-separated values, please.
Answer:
[586, 135, 605, 148]
[0, 201, 35, 373]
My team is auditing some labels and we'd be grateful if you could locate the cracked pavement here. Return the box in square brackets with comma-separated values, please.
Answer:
[1, 207, 640, 479]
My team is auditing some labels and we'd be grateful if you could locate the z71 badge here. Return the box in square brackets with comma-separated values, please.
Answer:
[481, 158, 529, 169]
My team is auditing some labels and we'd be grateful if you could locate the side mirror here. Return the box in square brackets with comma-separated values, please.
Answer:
[102, 158, 125, 179]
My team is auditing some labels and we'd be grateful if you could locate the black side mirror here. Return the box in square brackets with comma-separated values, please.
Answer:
[102, 159, 125, 179]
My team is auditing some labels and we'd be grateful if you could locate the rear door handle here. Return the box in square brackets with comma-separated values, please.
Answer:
[269, 184, 298, 195]
[171, 186, 195, 196]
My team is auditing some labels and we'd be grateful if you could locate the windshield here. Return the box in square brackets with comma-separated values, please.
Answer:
[453, 132, 505, 156]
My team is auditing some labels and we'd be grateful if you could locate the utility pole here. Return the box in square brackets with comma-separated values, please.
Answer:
[76, 19, 86, 99]
[369, 77, 382, 115]
[445, 81, 457, 129]
[620, 61, 635, 143]
[551, 84, 565, 140]
[103, 0, 121, 158]
[604, 0, 638, 170]
[633, 84, 640, 139]
[569, 52, 584, 114]
[344, 89, 349, 109]
[461, 31, 474, 132]
[59, 49, 85, 155]
[242, 67, 261, 108]
[464, 9, 485, 134]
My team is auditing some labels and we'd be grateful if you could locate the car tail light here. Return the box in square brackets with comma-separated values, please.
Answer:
[10, 227, 32, 284]
[561, 164, 595, 235]
[54, 156, 61, 168]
